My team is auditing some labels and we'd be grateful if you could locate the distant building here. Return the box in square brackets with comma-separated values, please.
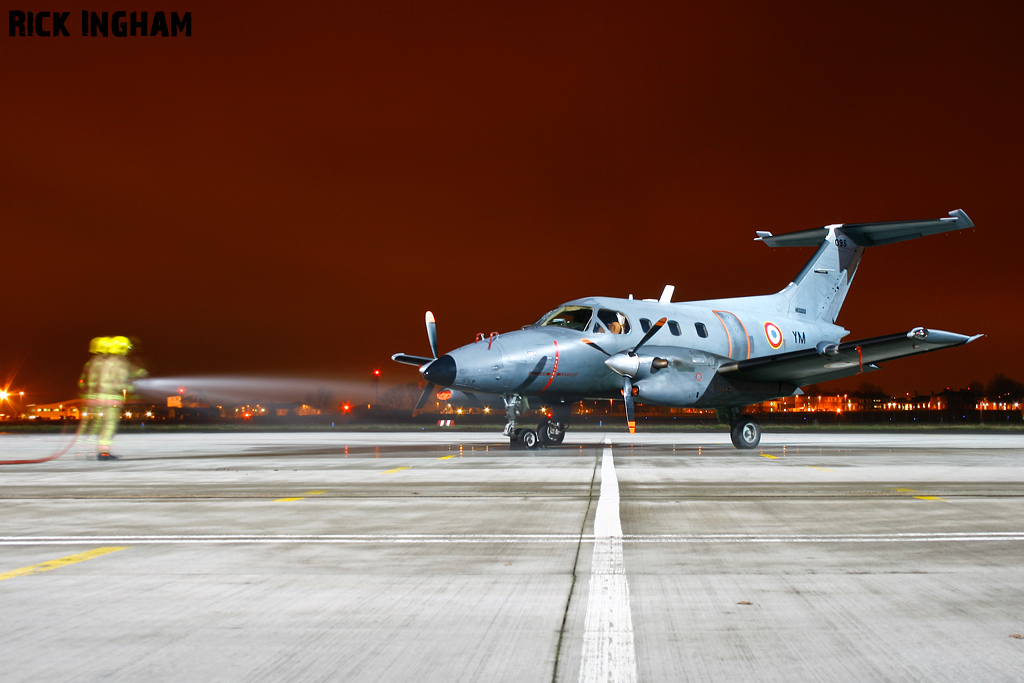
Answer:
[25, 400, 86, 420]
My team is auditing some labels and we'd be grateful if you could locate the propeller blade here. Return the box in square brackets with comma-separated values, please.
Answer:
[412, 382, 437, 416]
[632, 317, 667, 355]
[392, 353, 435, 367]
[622, 376, 636, 434]
[581, 338, 612, 356]
[425, 311, 439, 359]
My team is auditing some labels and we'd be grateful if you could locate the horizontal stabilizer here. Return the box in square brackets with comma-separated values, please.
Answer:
[756, 209, 974, 248]
[391, 353, 435, 367]
[717, 327, 982, 386]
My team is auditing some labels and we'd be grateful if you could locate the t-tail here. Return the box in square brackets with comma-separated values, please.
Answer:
[756, 209, 974, 323]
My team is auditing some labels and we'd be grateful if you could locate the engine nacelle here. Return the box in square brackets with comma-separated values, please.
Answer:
[630, 347, 717, 407]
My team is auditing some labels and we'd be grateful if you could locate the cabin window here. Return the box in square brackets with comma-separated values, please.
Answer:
[592, 321, 607, 334]
[639, 318, 652, 333]
[695, 322, 708, 338]
[540, 306, 593, 331]
[597, 309, 631, 334]
[668, 320, 681, 336]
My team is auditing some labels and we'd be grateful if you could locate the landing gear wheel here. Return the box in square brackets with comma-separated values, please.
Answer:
[540, 422, 565, 445]
[519, 428, 540, 450]
[538, 419, 565, 446]
[730, 418, 761, 449]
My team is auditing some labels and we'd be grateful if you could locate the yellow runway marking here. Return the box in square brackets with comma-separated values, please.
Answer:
[913, 495, 945, 501]
[303, 490, 328, 495]
[759, 453, 780, 459]
[0, 547, 127, 583]
[382, 466, 411, 474]
[438, 455, 457, 460]
[895, 488, 916, 493]
[273, 497, 305, 502]
[806, 466, 834, 472]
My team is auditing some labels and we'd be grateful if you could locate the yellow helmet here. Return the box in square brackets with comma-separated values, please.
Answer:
[109, 336, 131, 355]
[89, 336, 131, 355]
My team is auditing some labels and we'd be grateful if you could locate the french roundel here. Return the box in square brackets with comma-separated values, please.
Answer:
[764, 322, 784, 349]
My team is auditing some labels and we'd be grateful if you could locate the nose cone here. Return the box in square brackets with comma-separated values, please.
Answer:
[605, 352, 640, 377]
[422, 354, 457, 387]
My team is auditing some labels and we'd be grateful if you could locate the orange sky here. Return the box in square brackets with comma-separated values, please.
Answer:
[3, 1, 1022, 403]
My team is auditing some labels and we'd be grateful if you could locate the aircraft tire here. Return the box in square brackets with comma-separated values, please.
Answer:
[519, 428, 540, 450]
[730, 418, 761, 449]
[539, 421, 565, 446]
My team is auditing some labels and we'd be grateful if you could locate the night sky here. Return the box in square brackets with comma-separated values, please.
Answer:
[3, 1, 1022, 405]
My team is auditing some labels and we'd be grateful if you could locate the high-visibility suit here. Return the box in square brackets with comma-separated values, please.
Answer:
[79, 337, 144, 459]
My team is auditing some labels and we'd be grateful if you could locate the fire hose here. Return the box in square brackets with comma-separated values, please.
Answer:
[0, 414, 88, 465]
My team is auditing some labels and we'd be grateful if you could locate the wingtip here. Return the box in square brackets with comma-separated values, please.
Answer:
[948, 209, 975, 229]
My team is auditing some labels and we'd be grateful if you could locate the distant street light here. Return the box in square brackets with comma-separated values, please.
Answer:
[373, 369, 381, 406]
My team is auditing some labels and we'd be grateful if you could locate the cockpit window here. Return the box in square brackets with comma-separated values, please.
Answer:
[540, 306, 594, 331]
[597, 309, 631, 334]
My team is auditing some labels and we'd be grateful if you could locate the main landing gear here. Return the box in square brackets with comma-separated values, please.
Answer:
[719, 408, 762, 449]
[730, 417, 762, 449]
[504, 395, 571, 450]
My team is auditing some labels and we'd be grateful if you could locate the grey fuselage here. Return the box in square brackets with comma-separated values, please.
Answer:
[429, 292, 848, 409]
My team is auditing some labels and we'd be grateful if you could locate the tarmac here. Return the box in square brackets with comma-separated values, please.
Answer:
[1, 429, 1023, 682]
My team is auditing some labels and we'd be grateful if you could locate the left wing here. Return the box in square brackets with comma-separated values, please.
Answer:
[717, 328, 982, 386]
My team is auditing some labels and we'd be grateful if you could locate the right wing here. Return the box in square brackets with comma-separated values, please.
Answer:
[717, 328, 982, 386]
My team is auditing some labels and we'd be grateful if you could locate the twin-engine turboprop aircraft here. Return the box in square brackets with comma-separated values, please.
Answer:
[393, 210, 981, 449]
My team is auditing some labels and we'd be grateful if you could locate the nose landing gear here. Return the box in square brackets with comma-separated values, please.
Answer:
[504, 396, 572, 450]
[503, 394, 537, 450]
[502, 394, 524, 439]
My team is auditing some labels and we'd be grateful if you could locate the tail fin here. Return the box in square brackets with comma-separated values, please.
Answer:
[756, 210, 974, 324]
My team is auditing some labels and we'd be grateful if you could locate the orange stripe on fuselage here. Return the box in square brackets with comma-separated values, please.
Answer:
[713, 311, 733, 359]
[712, 310, 751, 360]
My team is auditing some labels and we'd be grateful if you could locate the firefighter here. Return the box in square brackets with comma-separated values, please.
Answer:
[79, 336, 145, 460]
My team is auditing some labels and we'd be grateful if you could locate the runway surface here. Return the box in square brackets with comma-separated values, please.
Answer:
[2, 430, 1023, 681]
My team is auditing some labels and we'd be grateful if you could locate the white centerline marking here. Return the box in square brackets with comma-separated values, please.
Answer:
[578, 443, 638, 683]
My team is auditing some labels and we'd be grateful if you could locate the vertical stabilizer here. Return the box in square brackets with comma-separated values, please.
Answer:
[778, 226, 864, 323]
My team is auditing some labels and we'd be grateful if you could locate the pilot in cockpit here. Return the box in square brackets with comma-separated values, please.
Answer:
[596, 309, 629, 334]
